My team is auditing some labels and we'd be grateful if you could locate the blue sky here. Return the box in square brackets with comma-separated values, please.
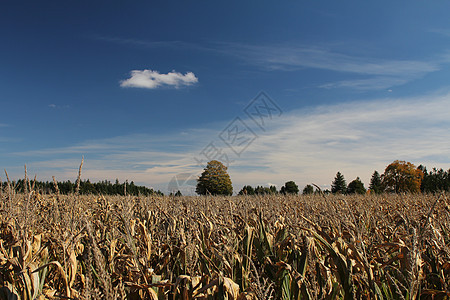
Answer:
[1, 1, 450, 194]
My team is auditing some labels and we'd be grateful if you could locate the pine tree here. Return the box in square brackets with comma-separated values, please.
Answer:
[269, 185, 277, 194]
[369, 170, 383, 194]
[331, 172, 347, 194]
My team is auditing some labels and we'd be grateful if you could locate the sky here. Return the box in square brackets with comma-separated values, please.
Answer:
[1, 1, 450, 194]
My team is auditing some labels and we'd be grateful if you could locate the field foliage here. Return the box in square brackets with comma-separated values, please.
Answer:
[0, 189, 449, 299]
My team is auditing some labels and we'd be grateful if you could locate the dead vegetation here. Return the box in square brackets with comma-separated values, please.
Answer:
[1, 187, 449, 299]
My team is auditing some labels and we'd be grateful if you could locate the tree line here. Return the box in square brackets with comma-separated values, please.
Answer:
[3, 160, 448, 196]
[309, 160, 450, 195]
[195, 160, 450, 196]
[1, 178, 163, 196]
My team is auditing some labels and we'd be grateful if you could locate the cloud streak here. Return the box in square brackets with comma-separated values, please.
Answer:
[218, 42, 441, 90]
[429, 28, 450, 37]
[100, 36, 446, 90]
[6, 91, 450, 193]
[120, 69, 198, 89]
[232, 92, 450, 189]
[319, 76, 409, 90]
[221, 43, 438, 75]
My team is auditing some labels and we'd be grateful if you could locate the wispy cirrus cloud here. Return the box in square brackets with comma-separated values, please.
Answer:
[232, 91, 450, 189]
[429, 28, 450, 37]
[103, 36, 440, 79]
[6, 91, 450, 193]
[319, 76, 409, 90]
[120, 69, 198, 89]
[101, 35, 443, 91]
[219, 42, 438, 75]
[217, 42, 441, 90]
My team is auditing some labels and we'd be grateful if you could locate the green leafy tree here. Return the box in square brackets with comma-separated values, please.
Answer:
[382, 160, 424, 193]
[238, 185, 255, 195]
[196, 160, 233, 195]
[331, 172, 347, 194]
[280, 181, 299, 195]
[369, 170, 383, 194]
[302, 184, 314, 195]
[347, 177, 366, 194]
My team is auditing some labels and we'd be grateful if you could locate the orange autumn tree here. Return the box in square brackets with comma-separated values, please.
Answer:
[381, 160, 424, 193]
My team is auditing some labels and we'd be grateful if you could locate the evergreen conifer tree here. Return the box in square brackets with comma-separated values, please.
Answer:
[369, 170, 383, 194]
[331, 172, 347, 194]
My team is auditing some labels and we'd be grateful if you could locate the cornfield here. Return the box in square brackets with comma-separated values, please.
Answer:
[1, 187, 449, 299]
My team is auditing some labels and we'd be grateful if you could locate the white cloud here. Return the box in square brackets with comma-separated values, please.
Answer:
[120, 69, 198, 89]
[6, 91, 450, 193]
[101, 36, 444, 90]
[232, 92, 450, 189]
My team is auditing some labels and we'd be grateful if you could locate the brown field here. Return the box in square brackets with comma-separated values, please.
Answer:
[0, 190, 449, 299]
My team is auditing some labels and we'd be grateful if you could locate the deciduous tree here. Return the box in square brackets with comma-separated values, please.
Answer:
[280, 181, 299, 195]
[382, 160, 423, 193]
[302, 184, 314, 195]
[196, 160, 233, 195]
[347, 177, 366, 194]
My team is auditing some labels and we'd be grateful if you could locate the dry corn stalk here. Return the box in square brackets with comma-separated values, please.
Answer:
[0, 191, 449, 299]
